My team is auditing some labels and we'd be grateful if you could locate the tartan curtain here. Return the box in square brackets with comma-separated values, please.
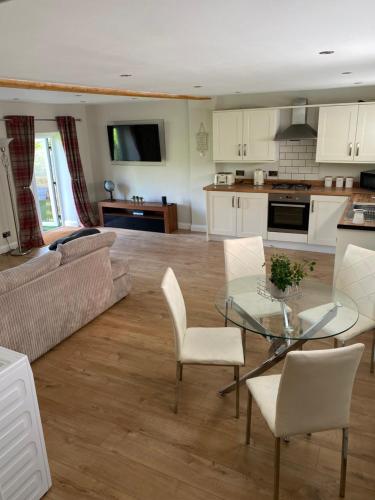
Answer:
[5, 116, 44, 250]
[56, 116, 98, 227]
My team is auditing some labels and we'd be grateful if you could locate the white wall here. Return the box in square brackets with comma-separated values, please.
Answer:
[86, 99, 195, 225]
[0, 101, 94, 251]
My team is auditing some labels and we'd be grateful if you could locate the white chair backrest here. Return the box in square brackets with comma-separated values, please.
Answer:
[274, 344, 364, 437]
[161, 268, 187, 361]
[336, 244, 375, 320]
[223, 236, 265, 282]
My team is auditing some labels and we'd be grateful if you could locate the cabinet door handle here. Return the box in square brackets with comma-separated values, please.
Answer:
[311, 200, 315, 213]
[232, 196, 235, 208]
[243, 144, 247, 156]
[238, 144, 241, 156]
[237, 197, 240, 208]
[356, 143, 360, 156]
[348, 143, 353, 156]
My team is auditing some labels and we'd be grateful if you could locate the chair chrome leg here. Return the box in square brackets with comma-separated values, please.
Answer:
[235, 365, 240, 418]
[246, 391, 252, 444]
[274, 437, 281, 500]
[174, 361, 181, 414]
[242, 327, 246, 363]
[340, 428, 349, 497]
[371, 331, 375, 374]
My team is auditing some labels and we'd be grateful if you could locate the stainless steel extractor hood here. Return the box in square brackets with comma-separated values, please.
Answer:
[274, 98, 317, 141]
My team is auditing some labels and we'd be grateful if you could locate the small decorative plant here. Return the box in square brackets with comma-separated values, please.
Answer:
[268, 254, 316, 295]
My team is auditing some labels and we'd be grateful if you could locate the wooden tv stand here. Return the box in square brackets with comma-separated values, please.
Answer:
[98, 200, 178, 233]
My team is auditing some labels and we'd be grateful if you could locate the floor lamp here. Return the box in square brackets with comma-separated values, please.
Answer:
[0, 137, 31, 256]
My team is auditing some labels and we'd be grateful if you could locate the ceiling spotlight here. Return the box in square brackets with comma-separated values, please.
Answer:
[80, 100, 87, 103]
[341, 71, 352, 75]
[319, 50, 335, 55]
[75, 94, 82, 97]
[235, 91, 241, 94]
[12, 97, 19, 101]
[353, 81, 363, 85]
[120, 74, 132, 77]
[194, 85, 202, 88]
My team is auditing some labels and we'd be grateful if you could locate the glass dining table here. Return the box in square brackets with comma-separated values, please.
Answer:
[215, 275, 359, 396]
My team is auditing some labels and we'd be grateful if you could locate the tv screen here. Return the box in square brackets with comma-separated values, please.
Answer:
[107, 121, 164, 162]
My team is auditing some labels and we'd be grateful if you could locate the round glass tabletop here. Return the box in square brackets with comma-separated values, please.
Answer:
[215, 275, 358, 340]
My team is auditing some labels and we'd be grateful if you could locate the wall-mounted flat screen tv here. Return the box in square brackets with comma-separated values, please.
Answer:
[107, 120, 166, 164]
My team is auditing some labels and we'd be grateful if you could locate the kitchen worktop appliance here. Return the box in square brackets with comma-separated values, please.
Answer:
[214, 172, 235, 186]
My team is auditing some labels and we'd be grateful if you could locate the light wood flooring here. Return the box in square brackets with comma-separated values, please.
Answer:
[0, 230, 374, 500]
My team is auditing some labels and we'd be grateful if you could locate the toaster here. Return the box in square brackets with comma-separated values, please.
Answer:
[214, 172, 235, 186]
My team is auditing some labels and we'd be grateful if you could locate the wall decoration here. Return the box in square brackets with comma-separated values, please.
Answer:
[196, 122, 209, 157]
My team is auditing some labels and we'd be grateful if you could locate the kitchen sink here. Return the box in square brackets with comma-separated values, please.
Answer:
[348, 203, 375, 221]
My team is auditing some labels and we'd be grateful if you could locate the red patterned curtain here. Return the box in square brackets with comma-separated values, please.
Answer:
[56, 116, 98, 227]
[5, 116, 44, 250]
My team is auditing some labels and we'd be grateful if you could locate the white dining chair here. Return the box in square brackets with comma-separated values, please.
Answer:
[299, 244, 375, 373]
[223, 236, 288, 326]
[245, 344, 364, 500]
[224, 236, 266, 282]
[161, 267, 244, 417]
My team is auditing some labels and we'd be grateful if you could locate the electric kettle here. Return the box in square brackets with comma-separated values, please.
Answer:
[254, 169, 266, 186]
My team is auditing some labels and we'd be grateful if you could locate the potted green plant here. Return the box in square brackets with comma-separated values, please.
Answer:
[267, 254, 316, 299]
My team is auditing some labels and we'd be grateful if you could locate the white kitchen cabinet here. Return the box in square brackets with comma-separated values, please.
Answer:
[207, 191, 237, 236]
[316, 103, 375, 163]
[213, 109, 279, 162]
[0, 347, 52, 499]
[236, 192, 268, 238]
[308, 195, 348, 246]
[354, 103, 375, 162]
[206, 191, 268, 238]
[242, 109, 279, 162]
[212, 111, 243, 162]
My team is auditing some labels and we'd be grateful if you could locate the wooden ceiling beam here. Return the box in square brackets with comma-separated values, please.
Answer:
[0, 78, 211, 100]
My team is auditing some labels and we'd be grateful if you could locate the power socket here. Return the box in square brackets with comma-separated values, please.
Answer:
[2, 231, 11, 239]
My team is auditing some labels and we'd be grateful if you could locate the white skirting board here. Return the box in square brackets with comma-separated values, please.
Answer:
[0, 241, 17, 255]
[191, 224, 207, 232]
[0, 347, 52, 499]
[177, 222, 192, 230]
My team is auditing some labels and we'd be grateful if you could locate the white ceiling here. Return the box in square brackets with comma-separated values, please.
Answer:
[0, 0, 374, 103]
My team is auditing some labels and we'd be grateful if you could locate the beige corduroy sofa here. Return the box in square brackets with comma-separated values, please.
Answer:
[0, 231, 130, 362]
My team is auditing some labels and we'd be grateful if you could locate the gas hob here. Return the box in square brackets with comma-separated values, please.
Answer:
[272, 183, 312, 191]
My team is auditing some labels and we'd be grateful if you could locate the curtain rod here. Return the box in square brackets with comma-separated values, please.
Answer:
[0, 117, 82, 122]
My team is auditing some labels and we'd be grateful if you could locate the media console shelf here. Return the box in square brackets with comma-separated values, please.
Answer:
[98, 200, 178, 233]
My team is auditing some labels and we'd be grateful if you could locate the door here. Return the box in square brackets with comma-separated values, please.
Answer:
[236, 193, 268, 238]
[308, 195, 348, 246]
[213, 111, 243, 162]
[316, 105, 358, 162]
[33, 138, 62, 231]
[242, 109, 279, 162]
[354, 104, 375, 162]
[207, 191, 236, 236]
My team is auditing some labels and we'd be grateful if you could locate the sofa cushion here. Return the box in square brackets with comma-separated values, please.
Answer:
[0, 251, 62, 294]
[110, 253, 130, 280]
[58, 231, 117, 265]
[49, 228, 100, 251]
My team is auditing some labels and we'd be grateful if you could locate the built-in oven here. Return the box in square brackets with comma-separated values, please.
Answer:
[268, 193, 310, 234]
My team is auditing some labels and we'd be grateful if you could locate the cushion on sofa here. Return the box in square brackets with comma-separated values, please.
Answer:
[49, 228, 100, 251]
[58, 231, 117, 265]
[110, 253, 130, 280]
[0, 251, 62, 295]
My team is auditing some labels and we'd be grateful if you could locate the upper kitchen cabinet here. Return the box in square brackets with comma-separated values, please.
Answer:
[316, 104, 375, 163]
[355, 104, 375, 162]
[212, 110, 243, 162]
[213, 109, 279, 162]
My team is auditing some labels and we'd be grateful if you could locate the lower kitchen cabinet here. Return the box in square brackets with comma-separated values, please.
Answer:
[206, 191, 268, 238]
[207, 191, 237, 236]
[236, 193, 268, 238]
[308, 195, 348, 246]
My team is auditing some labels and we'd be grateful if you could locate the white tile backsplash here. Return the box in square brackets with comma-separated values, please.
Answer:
[272, 140, 321, 180]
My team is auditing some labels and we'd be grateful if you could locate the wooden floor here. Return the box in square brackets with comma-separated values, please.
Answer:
[0, 230, 374, 500]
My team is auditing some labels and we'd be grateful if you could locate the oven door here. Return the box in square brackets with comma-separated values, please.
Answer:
[268, 201, 310, 233]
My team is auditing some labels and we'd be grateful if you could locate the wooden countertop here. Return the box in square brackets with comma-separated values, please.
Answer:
[203, 182, 371, 196]
[204, 181, 375, 231]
